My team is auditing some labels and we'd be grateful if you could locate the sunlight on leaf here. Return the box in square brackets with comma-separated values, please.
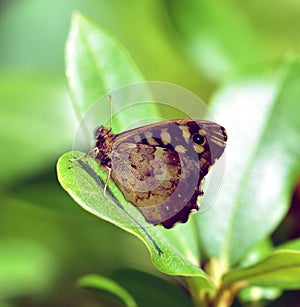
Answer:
[197, 54, 300, 265]
[65, 12, 144, 118]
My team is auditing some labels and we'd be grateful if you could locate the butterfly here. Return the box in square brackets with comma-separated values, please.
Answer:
[93, 117, 227, 229]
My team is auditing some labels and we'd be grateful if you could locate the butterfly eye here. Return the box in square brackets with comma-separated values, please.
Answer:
[192, 134, 205, 145]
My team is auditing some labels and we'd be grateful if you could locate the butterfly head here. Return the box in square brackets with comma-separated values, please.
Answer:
[94, 125, 116, 166]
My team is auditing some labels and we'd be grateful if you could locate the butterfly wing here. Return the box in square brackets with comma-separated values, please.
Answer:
[113, 119, 227, 174]
[111, 143, 201, 227]
[109, 119, 227, 228]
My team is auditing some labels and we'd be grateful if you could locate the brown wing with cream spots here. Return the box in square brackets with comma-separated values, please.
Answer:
[106, 119, 227, 228]
[111, 144, 196, 225]
[175, 119, 227, 177]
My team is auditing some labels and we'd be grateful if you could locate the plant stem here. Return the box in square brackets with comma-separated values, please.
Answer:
[186, 278, 211, 307]
[186, 257, 244, 307]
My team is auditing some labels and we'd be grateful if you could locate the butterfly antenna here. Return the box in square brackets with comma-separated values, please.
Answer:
[109, 94, 112, 131]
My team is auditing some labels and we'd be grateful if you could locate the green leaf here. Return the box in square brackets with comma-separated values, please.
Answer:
[0, 1, 107, 70]
[78, 274, 137, 307]
[0, 72, 74, 185]
[196, 54, 300, 265]
[238, 239, 274, 268]
[276, 238, 300, 252]
[222, 250, 300, 289]
[65, 12, 144, 118]
[62, 12, 212, 284]
[165, 0, 266, 80]
[110, 269, 194, 307]
[57, 152, 213, 288]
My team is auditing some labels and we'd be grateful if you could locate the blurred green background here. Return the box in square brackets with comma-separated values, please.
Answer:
[1, 0, 300, 306]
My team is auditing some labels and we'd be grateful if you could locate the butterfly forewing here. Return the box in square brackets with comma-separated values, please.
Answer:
[95, 119, 227, 228]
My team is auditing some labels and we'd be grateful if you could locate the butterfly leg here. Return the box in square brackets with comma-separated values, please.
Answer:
[103, 166, 112, 198]
[70, 147, 99, 162]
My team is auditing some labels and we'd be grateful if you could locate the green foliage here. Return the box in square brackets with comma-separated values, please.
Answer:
[223, 251, 300, 289]
[2, 1, 300, 306]
[197, 54, 300, 265]
[0, 73, 73, 184]
[78, 274, 138, 307]
[0, 239, 56, 299]
[57, 12, 300, 306]
[78, 269, 194, 307]
[165, 0, 266, 80]
[65, 12, 144, 118]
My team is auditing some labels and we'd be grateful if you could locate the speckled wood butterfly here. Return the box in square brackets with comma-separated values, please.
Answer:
[93, 113, 227, 228]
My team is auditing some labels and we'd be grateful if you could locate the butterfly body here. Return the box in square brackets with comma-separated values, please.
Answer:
[94, 119, 227, 228]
